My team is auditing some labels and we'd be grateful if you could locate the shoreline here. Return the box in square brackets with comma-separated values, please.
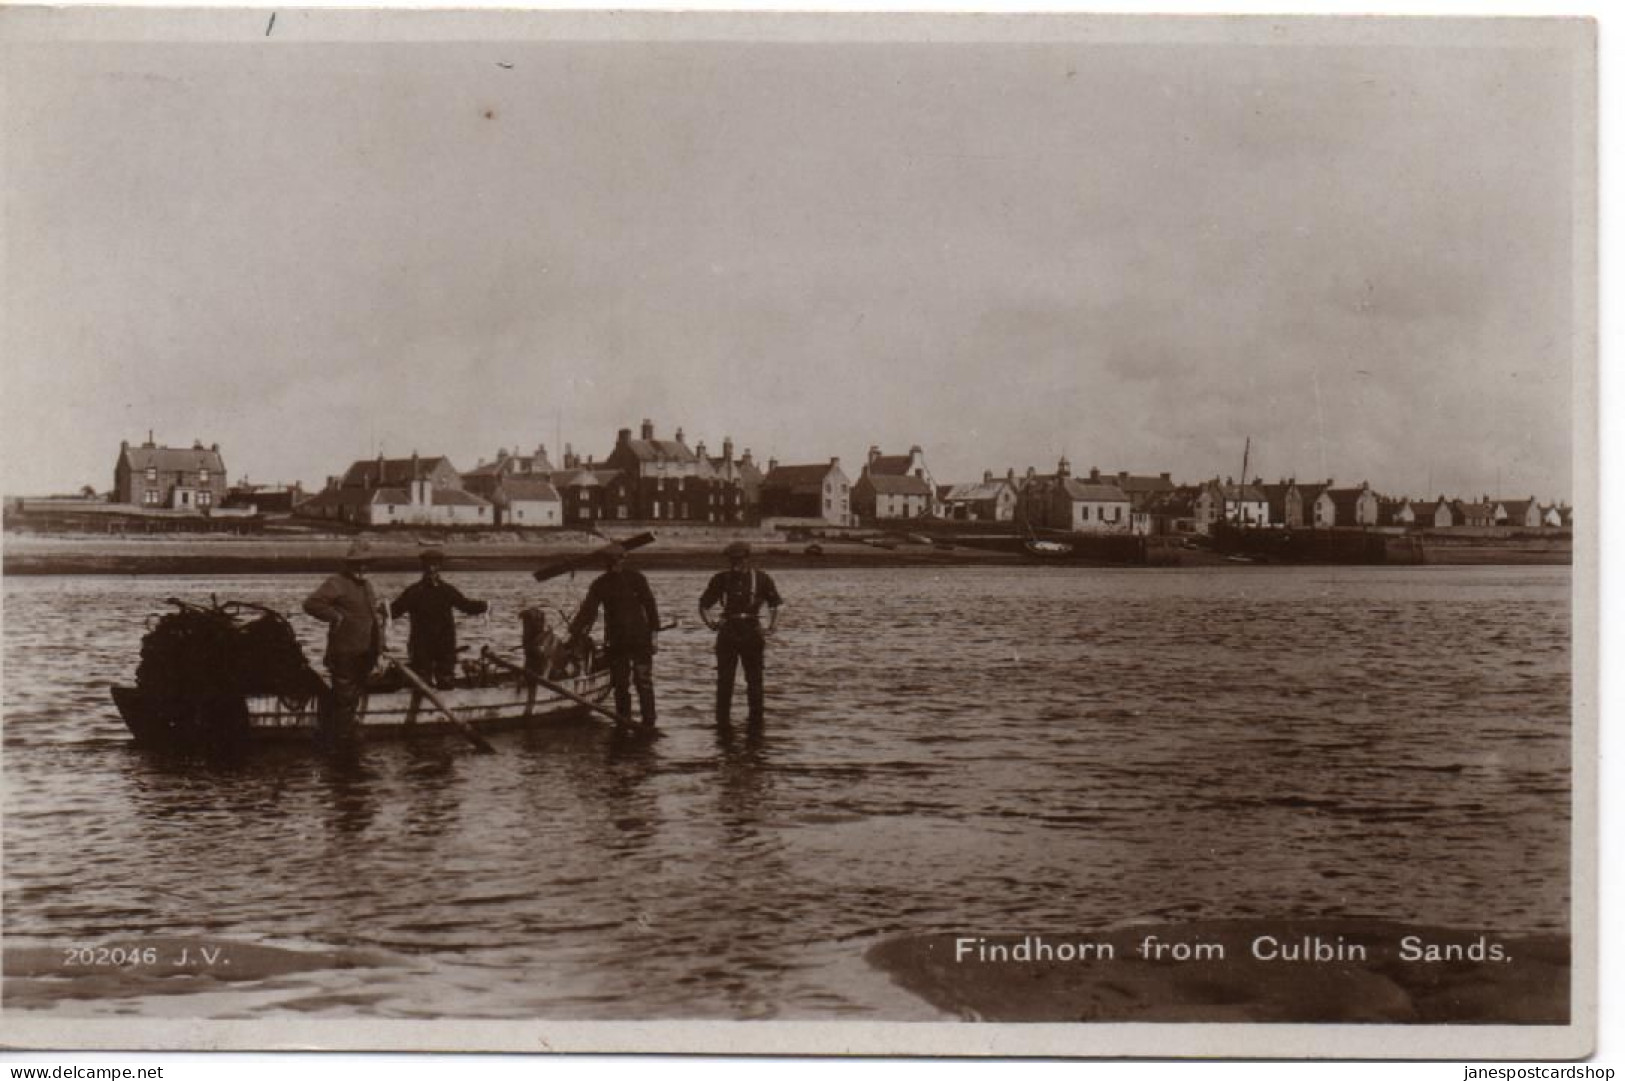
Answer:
[2, 531, 1572, 576]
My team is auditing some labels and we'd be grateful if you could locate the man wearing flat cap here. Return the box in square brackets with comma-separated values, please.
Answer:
[303, 539, 387, 745]
[700, 542, 783, 727]
[569, 543, 661, 728]
[390, 548, 489, 689]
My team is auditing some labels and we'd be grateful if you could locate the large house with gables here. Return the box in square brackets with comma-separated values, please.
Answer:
[602, 419, 746, 524]
[1327, 483, 1381, 527]
[853, 444, 938, 520]
[115, 435, 228, 511]
[1194, 479, 1270, 531]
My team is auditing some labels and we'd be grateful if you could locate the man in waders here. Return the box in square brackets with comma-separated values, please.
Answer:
[569, 543, 660, 728]
[303, 539, 386, 746]
[699, 542, 783, 727]
[390, 548, 488, 688]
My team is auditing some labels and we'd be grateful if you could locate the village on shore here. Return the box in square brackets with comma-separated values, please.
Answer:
[4, 418, 1575, 546]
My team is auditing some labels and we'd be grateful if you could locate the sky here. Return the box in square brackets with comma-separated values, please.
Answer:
[1, 16, 1587, 503]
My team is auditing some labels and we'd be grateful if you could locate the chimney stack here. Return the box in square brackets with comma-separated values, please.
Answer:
[675, 427, 685, 445]
[618, 428, 632, 446]
[868, 445, 881, 465]
[723, 437, 735, 463]
[984, 469, 993, 483]
[641, 418, 655, 440]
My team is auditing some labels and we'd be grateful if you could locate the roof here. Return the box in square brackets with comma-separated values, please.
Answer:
[764, 463, 838, 491]
[1110, 473, 1176, 494]
[1501, 499, 1538, 517]
[1061, 479, 1131, 503]
[121, 443, 226, 474]
[341, 456, 455, 488]
[1213, 482, 1268, 503]
[1144, 491, 1197, 516]
[497, 478, 561, 503]
[942, 480, 1011, 503]
[867, 454, 918, 476]
[863, 474, 932, 497]
[618, 439, 699, 465]
[1327, 487, 1372, 511]
[550, 469, 603, 490]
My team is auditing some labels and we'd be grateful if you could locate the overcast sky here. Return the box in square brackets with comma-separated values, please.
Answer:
[2, 20, 1585, 501]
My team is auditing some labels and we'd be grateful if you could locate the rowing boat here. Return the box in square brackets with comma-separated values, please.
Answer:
[110, 596, 614, 750]
[113, 666, 613, 748]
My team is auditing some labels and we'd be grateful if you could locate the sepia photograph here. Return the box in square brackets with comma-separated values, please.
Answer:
[0, 6, 1597, 1060]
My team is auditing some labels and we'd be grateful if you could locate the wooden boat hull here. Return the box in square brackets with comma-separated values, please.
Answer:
[113, 668, 615, 748]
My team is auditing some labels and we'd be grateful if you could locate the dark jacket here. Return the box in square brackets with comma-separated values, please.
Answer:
[303, 572, 383, 667]
[390, 575, 488, 664]
[571, 567, 659, 654]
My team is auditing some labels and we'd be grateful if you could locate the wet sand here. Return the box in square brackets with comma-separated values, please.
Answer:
[866, 919, 1569, 1024]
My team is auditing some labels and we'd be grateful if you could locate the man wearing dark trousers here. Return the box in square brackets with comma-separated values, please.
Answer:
[303, 539, 386, 747]
[570, 543, 660, 728]
[699, 542, 784, 727]
[390, 548, 488, 688]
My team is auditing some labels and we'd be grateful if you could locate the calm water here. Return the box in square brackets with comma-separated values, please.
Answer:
[2, 566, 1572, 1019]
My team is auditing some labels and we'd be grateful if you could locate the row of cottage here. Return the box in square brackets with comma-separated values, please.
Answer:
[113, 425, 1572, 534]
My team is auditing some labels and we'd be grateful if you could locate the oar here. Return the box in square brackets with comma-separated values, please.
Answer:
[533, 531, 656, 583]
[479, 646, 627, 727]
[384, 653, 498, 754]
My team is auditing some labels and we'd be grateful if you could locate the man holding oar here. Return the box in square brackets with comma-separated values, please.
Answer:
[569, 543, 661, 730]
[302, 539, 386, 748]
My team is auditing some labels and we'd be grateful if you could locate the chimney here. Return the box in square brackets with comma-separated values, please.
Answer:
[675, 427, 686, 445]
[193, 438, 204, 450]
[723, 437, 735, 463]
[768, 457, 779, 473]
[1327, 478, 1335, 488]
[145, 430, 155, 448]
[984, 469, 993, 483]
[1089, 466, 1100, 482]
[211, 443, 219, 453]
[868, 445, 881, 465]
[564, 442, 577, 469]
[831, 456, 840, 468]
[121, 439, 129, 451]
[1007, 467, 1016, 482]
[641, 418, 654, 440]
[741, 449, 754, 467]
[1057, 456, 1071, 479]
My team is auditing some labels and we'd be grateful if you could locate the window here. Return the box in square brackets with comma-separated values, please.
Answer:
[198, 491, 212, 508]
[199, 469, 209, 485]
[145, 467, 157, 482]
[143, 490, 160, 506]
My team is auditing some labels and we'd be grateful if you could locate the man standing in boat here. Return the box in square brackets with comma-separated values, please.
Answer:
[699, 542, 783, 727]
[389, 548, 489, 688]
[568, 543, 660, 729]
[302, 539, 387, 746]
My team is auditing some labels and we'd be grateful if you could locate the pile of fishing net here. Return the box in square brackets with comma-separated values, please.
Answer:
[134, 600, 328, 741]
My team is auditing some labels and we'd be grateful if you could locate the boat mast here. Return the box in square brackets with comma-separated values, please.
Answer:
[1235, 436, 1251, 527]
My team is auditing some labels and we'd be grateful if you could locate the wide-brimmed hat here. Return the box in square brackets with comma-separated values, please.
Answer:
[724, 541, 752, 560]
[419, 547, 446, 566]
[343, 539, 375, 563]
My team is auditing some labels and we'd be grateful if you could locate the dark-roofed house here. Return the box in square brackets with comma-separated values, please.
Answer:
[1498, 498, 1544, 529]
[603, 419, 743, 523]
[115, 435, 228, 511]
[851, 470, 932, 522]
[223, 481, 305, 516]
[1378, 498, 1416, 527]
[760, 459, 852, 525]
[1327, 482, 1381, 527]
[1016, 460, 1132, 533]
[484, 477, 562, 527]
[298, 451, 492, 526]
[462, 444, 556, 487]
[549, 465, 633, 526]
[940, 471, 1017, 522]
[1451, 499, 1499, 528]
[861, 444, 938, 517]
[1143, 487, 1200, 536]
[1195, 479, 1270, 532]
[1410, 498, 1454, 529]
[1288, 481, 1337, 529]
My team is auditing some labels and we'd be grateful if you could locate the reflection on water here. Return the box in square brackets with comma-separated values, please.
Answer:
[3, 566, 1572, 1018]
